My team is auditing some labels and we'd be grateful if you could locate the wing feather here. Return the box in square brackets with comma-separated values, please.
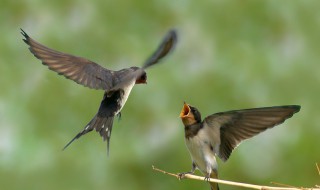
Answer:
[142, 29, 177, 69]
[21, 29, 114, 90]
[204, 105, 300, 161]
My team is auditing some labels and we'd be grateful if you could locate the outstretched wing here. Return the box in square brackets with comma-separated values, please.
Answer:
[142, 29, 177, 69]
[204, 105, 300, 161]
[21, 29, 114, 90]
[110, 29, 178, 91]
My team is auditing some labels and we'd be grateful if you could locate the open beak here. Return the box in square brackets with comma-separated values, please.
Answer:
[179, 102, 191, 118]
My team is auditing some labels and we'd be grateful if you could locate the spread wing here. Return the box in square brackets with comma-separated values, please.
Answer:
[142, 29, 177, 69]
[111, 29, 178, 91]
[21, 29, 114, 90]
[204, 105, 300, 161]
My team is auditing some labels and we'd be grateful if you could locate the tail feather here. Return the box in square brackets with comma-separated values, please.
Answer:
[62, 126, 92, 150]
[95, 116, 114, 155]
[209, 171, 219, 190]
[62, 116, 96, 151]
[63, 114, 115, 155]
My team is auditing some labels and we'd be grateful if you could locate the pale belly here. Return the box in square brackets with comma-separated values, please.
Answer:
[185, 135, 218, 174]
[116, 81, 135, 114]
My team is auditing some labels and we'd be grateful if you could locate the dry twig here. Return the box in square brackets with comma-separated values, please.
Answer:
[152, 165, 320, 190]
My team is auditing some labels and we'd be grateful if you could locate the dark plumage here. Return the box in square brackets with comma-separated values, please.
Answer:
[179, 102, 300, 190]
[21, 29, 177, 154]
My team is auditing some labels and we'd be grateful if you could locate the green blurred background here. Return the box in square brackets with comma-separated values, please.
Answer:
[1, 0, 319, 189]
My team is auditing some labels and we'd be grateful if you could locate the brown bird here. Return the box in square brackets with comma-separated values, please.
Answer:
[178, 102, 300, 190]
[21, 29, 177, 154]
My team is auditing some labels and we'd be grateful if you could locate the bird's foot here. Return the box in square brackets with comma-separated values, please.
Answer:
[177, 172, 193, 180]
[204, 174, 211, 182]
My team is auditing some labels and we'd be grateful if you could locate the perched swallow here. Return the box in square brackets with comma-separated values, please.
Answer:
[178, 102, 300, 190]
[21, 29, 177, 154]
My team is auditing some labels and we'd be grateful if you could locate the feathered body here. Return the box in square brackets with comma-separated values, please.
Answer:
[179, 102, 300, 190]
[21, 29, 177, 154]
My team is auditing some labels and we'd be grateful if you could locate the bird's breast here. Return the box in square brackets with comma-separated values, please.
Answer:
[185, 133, 218, 174]
[116, 81, 135, 114]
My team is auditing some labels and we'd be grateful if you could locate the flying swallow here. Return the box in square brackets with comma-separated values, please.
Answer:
[178, 102, 300, 190]
[21, 29, 177, 154]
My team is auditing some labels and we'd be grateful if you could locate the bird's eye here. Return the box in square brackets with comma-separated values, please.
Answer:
[141, 73, 147, 80]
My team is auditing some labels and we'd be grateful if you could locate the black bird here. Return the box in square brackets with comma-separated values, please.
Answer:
[21, 29, 177, 154]
[179, 102, 300, 190]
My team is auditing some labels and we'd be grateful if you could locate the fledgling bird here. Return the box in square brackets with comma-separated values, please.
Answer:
[178, 102, 300, 190]
[21, 29, 177, 154]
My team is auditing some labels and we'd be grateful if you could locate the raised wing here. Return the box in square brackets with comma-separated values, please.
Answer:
[204, 105, 300, 161]
[142, 29, 177, 69]
[110, 29, 178, 91]
[21, 29, 114, 90]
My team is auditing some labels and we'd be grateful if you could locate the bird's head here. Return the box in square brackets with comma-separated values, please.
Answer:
[179, 102, 201, 126]
[135, 71, 147, 84]
[130, 66, 147, 84]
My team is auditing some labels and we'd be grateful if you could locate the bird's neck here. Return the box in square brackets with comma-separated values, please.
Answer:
[184, 123, 202, 139]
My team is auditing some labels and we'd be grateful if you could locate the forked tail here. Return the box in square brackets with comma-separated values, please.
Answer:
[63, 114, 115, 155]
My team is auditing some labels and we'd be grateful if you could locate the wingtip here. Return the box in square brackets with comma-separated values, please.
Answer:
[167, 28, 178, 44]
[161, 28, 178, 49]
[287, 105, 301, 113]
[169, 28, 177, 37]
[294, 105, 301, 112]
[20, 28, 28, 38]
[20, 28, 30, 44]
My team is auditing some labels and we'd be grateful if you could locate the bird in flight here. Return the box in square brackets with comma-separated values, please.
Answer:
[21, 29, 177, 154]
[178, 102, 300, 190]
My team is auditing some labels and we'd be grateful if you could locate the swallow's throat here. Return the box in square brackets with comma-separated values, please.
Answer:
[135, 73, 147, 84]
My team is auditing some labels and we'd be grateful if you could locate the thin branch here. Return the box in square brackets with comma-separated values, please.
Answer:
[270, 182, 301, 189]
[152, 165, 320, 190]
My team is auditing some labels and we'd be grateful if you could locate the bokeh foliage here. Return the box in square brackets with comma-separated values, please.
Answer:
[0, 1, 319, 190]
